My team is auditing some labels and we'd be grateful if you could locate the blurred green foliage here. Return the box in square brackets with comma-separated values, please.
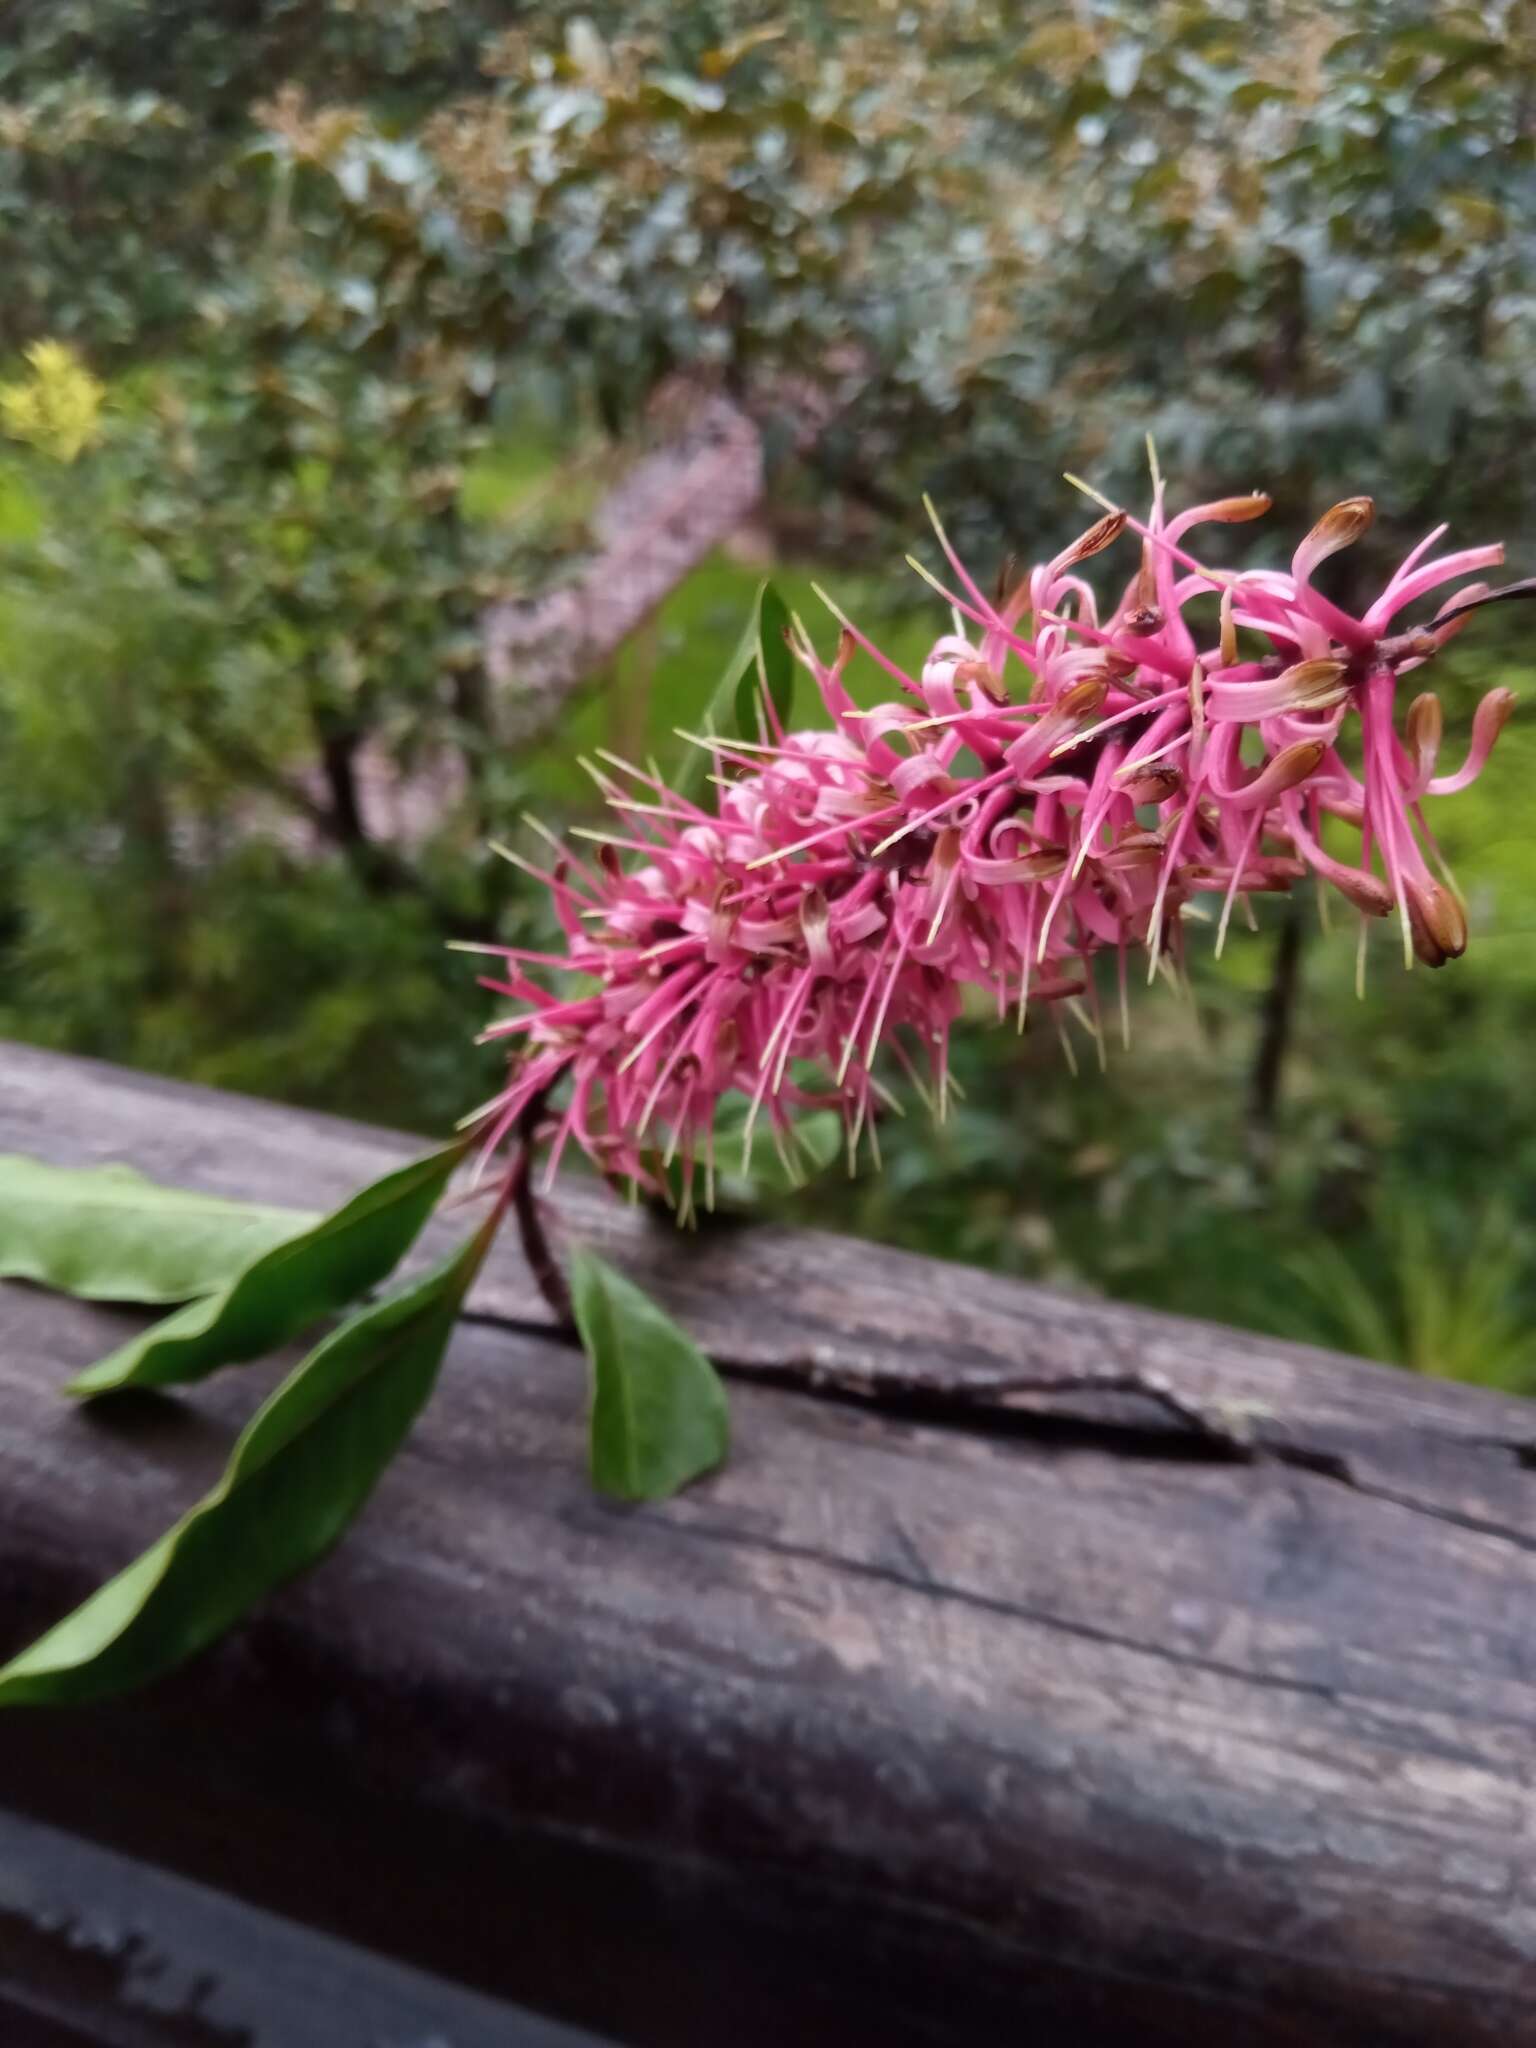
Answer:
[1, 1, 1535, 1383]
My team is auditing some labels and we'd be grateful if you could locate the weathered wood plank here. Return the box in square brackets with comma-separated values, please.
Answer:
[0, 1806, 609, 2048]
[1, 1041, 1535, 2046]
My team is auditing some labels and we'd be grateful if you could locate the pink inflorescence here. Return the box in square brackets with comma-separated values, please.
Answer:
[468, 482, 1515, 1214]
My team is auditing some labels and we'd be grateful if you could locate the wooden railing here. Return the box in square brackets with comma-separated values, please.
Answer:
[1, 1040, 1533, 2046]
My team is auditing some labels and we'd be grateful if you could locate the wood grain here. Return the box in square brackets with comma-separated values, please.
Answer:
[1, 1040, 1534, 2046]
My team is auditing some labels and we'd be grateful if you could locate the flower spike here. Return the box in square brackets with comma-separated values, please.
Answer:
[468, 477, 1516, 1203]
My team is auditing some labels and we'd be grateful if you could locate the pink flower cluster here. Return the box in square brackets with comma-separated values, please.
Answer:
[469, 485, 1514, 1213]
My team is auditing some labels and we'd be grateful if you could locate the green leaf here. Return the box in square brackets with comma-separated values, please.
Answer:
[714, 1103, 843, 1201]
[0, 1155, 316, 1306]
[67, 1143, 465, 1399]
[571, 1247, 729, 1502]
[675, 580, 792, 804]
[0, 1225, 491, 1707]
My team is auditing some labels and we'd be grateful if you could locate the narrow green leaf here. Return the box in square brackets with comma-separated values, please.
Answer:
[0, 1154, 316, 1306]
[68, 1143, 465, 1399]
[0, 1226, 491, 1707]
[736, 581, 793, 733]
[572, 1247, 729, 1501]
[675, 580, 792, 804]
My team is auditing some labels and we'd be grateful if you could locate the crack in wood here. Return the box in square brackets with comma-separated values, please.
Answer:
[460, 1301, 1536, 1566]
[456, 1307, 1259, 1464]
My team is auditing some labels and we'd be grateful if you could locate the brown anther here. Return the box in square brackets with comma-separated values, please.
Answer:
[1118, 765, 1182, 805]
[1057, 673, 1111, 721]
[1219, 584, 1238, 668]
[1299, 497, 1375, 569]
[1276, 657, 1351, 711]
[1015, 847, 1070, 879]
[1205, 492, 1273, 523]
[1099, 838, 1163, 872]
[1475, 686, 1518, 748]
[1135, 539, 1156, 611]
[1405, 693, 1443, 777]
[1259, 738, 1329, 797]
[799, 886, 832, 967]
[706, 879, 736, 950]
[1407, 880, 1467, 967]
[1059, 509, 1128, 568]
[929, 826, 962, 874]
[1120, 605, 1164, 636]
[1189, 658, 1208, 740]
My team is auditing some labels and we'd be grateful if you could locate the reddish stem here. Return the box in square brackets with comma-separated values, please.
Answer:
[508, 1095, 573, 1329]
